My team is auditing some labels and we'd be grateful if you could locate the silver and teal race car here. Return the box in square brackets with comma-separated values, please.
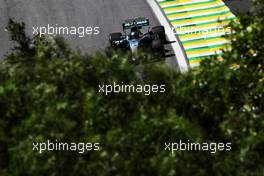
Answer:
[109, 17, 169, 58]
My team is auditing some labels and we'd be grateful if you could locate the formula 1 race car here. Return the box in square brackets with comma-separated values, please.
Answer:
[109, 17, 170, 59]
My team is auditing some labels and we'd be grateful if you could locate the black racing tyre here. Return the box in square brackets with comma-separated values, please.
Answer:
[152, 26, 166, 41]
[109, 33, 122, 43]
[152, 39, 163, 51]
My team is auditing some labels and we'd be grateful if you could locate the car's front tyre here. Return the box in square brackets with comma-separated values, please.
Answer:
[152, 26, 166, 42]
[109, 33, 122, 45]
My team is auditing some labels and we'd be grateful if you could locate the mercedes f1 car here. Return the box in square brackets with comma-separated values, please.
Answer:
[109, 17, 169, 58]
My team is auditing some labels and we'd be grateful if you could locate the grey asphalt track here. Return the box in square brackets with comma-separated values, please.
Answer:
[0, 0, 161, 58]
[225, 0, 252, 15]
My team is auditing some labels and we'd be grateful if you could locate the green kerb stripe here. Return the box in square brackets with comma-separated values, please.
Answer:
[181, 36, 226, 44]
[185, 44, 226, 51]
[188, 53, 223, 61]
[166, 4, 226, 16]
[162, 0, 219, 10]
[170, 11, 231, 23]
[174, 18, 235, 27]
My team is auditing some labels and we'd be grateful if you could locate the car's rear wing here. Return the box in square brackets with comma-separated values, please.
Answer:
[123, 18, 149, 29]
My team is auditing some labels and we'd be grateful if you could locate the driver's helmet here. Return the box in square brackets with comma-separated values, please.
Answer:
[130, 26, 141, 39]
[130, 31, 140, 39]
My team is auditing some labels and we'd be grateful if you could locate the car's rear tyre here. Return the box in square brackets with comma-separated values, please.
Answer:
[152, 39, 163, 51]
[109, 32, 122, 44]
[152, 26, 166, 41]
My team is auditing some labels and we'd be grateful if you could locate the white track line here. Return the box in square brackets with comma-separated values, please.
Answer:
[146, 0, 189, 72]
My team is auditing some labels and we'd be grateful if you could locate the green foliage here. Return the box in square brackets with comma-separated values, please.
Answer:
[0, 11, 263, 176]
